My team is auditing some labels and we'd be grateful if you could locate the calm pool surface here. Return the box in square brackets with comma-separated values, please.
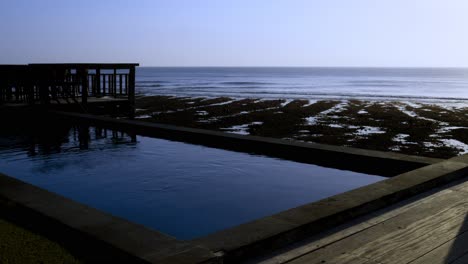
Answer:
[0, 125, 385, 239]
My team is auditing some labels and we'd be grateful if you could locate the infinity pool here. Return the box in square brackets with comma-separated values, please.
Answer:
[0, 125, 385, 239]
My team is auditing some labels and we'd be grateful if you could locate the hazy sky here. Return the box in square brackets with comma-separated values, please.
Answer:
[1, 0, 467, 67]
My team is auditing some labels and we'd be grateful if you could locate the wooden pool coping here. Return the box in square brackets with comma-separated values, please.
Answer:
[1, 112, 466, 263]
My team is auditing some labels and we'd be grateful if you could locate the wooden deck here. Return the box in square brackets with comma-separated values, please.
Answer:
[49, 96, 128, 104]
[250, 177, 468, 264]
[1, 63, 138, 116]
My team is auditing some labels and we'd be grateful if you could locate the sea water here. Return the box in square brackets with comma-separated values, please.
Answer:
[136, 67, 468, 102]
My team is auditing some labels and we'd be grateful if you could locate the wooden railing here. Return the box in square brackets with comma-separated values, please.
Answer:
[1, 64, 138, 110]
[0, 63, 138, 117]
[0, 65, 32, 104]
[87, 72, 130, 97]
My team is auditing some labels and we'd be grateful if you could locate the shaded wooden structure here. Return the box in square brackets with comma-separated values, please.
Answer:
[0, 63, 138, 116]
[0, 65, 30, 104]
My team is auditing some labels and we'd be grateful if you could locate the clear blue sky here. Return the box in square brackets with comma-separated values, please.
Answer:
[1, 0, 467, 67]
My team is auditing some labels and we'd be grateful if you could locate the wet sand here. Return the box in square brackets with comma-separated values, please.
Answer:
[135, 96, 468, 159]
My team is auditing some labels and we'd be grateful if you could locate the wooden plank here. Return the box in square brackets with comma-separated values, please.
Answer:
[292, 202, 468, 264]
[253, 188, 456, 264]
[316, 203, 468, 264]
[318, 252, 379, 264]
[287, 190, 468, 264]
[411, 229, 468, 264]
[288, 252, 379, 264]
[252, 222, 375, 264]
[450, 180, 468, 194]
[361, 203, 468, 263]
[263, 179, 468, 263]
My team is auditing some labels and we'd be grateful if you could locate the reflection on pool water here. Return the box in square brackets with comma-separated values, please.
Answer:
[0, 125, 385, 240]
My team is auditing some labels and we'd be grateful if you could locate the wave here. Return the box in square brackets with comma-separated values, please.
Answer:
[225, 91, 468, 101]
[136, 84, 163, 88]
[219, 81, 272, 85]
[140, 89, 468, 102]
[135, 80, 170, 84]
[348, 83, 402, 87]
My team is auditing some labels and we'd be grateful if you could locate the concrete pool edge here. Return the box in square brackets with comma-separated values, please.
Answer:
[1, 159, 468, 263]
[50, 110, 442, 177]
[193, 154, 468, 262]
[1, 157, 467, 263]
[0, 173, 219, 264]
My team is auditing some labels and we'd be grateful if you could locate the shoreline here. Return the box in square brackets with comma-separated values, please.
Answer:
[135, 92, 468, 106]
[135, 95, 468, 159]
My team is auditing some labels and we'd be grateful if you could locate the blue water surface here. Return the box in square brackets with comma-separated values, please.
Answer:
[0, 126, 384, 239]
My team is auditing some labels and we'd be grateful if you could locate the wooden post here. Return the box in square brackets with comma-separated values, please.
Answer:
[95, 68, 101, 97]
[39, 68, 50, 105]
[0, 80, 3, 104]
[0, 80, 4, 104]
[109, 74, 112, 95]
[0, 69, 5, 104]
[119, 74, 123, 95]
[113, 68, 117, 97]
[27, 68, 35, 105]
[128, 66, 136, 118]
[79, 67, 88, 106]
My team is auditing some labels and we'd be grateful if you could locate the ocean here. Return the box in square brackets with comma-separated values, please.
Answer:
[136, 67, 468, 103]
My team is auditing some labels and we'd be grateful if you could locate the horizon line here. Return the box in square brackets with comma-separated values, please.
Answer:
[137, 65, 468, 69]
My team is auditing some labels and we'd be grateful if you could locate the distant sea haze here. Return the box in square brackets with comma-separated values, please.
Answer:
[135, 67, 468, 102]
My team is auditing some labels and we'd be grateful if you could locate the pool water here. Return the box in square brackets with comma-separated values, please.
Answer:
[0, 125, 385, 240]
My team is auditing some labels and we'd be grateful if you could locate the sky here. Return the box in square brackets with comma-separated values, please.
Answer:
[1, 0, 468, 67]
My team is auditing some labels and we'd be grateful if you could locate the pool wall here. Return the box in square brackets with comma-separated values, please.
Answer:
[51, 110, 441, 177]
[1, 152, 468, 262]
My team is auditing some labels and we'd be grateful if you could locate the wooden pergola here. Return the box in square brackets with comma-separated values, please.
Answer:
[0, 63, 139, 116]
